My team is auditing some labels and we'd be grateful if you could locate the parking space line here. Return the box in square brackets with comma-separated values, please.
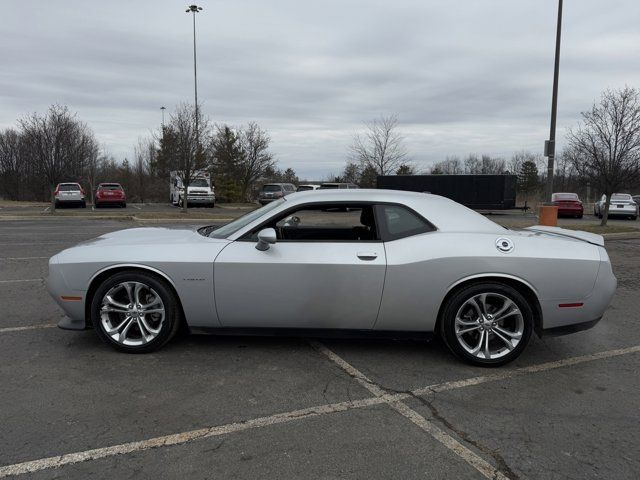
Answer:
[0, 396, 384, 478]
[0, 278, 42, 284]
[0, 343, 638, 477]
[130, 205, 141, 210]
[412, 344, 640, 396]
[0, 324, 56, 334]
[309, 341, 509, 480]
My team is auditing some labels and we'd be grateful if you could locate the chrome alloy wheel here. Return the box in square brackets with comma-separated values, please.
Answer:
[99, 281, 165, 346]
[454, 292, 524, 360]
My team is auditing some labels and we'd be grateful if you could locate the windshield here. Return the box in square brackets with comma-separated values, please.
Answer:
[99, 184, 122, 190]
[210, 199, 285, 238]
[262, 184, 282, 192]
[611, 194, 631, 201]
[59, 184, 80, 191]
[552, 193, 578, 201]
[189, 179, 209, 187]
[297, 185, 314, 191]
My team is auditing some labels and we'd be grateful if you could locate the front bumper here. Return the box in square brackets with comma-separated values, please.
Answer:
[58, 315, 87, 330]
[187, 196, 215, 204]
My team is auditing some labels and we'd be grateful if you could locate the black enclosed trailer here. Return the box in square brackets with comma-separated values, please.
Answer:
[377, 174, 517, 210]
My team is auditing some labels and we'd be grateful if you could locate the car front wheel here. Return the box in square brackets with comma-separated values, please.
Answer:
[440, 282, 533, 367]
[91, 271, 182, 353]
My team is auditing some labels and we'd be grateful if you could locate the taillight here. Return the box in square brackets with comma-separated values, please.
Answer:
[80, 187, 85, 195]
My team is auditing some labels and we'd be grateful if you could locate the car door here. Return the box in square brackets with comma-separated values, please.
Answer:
[213, 203, 386, 329]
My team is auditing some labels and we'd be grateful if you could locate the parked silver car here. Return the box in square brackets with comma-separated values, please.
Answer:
[54, 182, 86, 208]
[48, 190, 616, 366]
[258, 183, 296, 205]
[594, 193, 638, 220]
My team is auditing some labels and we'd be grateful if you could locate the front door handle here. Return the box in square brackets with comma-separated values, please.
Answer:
[357, 252, 378, 261]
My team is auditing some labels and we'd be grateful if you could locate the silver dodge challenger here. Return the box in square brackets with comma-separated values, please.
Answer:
[48, 190, 616, 366]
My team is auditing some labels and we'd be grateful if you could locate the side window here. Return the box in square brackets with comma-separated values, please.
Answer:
[376, 204, 434, 241]
[247, 204, 379, 242]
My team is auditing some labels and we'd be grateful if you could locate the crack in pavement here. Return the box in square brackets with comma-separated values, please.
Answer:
[405, 390, 520, 480]
[309, 341, 511, 480]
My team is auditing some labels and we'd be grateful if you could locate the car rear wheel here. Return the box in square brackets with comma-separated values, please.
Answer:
[440, 282, 533, 367]
[91, 271, 182, 353]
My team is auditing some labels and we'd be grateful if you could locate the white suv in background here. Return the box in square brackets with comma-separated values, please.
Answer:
[54, 182, 86, 208]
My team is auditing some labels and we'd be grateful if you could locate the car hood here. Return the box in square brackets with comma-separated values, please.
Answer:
[61, 227, 225, 250]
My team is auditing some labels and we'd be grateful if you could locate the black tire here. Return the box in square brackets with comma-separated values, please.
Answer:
[91, 271, 182, 353]
[577, 214, 583, 219]
[81, 201, 87, 208]
[439, 282, 533, 367]
[54, 201, 60, 209]
[122, 202, 127, 208]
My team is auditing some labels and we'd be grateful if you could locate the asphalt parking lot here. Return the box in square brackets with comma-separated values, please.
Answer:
[1, 217, 639, 479]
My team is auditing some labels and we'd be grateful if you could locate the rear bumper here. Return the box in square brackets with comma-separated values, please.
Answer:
[95, 198, 125, 204]
[607, 207, 637, 216]
[542, 317, 601, 337]
[557, 206, 583, 216]
[55, 197, 85, 203]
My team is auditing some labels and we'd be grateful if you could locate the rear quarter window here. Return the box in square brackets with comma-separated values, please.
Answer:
[377, 204, 435, 241]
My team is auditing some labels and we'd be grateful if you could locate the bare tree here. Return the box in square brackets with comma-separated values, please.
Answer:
[349, 115, 408, 175]
[567, 87, 640, 225]
[18, 105, 98, 211]
[162, 103, 209, 212]
[510, 151, 543, 175]
[133, 137, 156, 204]
[0, 129, 24, 200]
[238, 122, 276, 201]
[432, 156, 463, 174]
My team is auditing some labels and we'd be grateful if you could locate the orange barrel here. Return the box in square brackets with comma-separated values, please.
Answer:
[539, 204, 558, 226]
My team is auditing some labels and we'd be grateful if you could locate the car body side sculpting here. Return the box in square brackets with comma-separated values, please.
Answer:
[48, 189, 617, 365]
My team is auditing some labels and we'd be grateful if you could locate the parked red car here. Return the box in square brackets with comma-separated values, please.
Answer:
[551, 192, 583, 218]
[94, 183, 126, 208]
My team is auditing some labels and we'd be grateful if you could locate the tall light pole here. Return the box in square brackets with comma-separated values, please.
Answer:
[186, 4, 202, 145]
[544, 0, 563, 202]
[160, 106, 166, 128]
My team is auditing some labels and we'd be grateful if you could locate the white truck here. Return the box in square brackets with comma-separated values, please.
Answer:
[169, 170, 215, 208]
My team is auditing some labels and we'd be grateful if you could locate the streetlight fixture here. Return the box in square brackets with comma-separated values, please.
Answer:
[544, 0, 564, 202]
[160, 106, 166, 127]
[186, 4, 203, 145]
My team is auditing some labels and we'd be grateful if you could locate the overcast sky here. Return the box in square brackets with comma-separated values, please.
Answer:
[1, 0, 638, 179]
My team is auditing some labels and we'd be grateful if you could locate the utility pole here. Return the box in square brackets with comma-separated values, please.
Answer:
[186, 5, 202, 145]
[160, 106, 166, 128]
[544, 0, 563, 202]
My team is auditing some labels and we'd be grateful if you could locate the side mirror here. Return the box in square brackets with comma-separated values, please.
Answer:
[255, 228, 277, 251]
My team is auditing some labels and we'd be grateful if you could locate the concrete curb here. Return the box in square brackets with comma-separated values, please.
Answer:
[602, 232, 640, 241]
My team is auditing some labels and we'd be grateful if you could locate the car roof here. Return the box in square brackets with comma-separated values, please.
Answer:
[276, 189, 502, 233]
